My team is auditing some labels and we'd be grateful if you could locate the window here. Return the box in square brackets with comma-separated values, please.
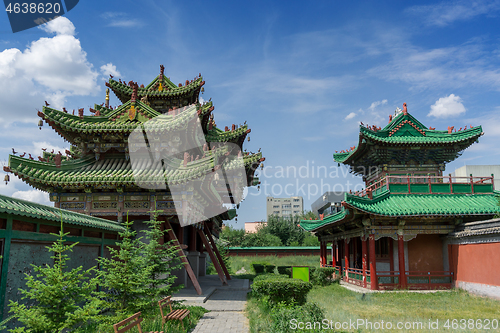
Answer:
[293, 198, 300, 202]
[293, 205, 300, 208]
[273, 205, 279, 208]
[282, 204, 291, 209]
[273, 210, 280, 214]
[293, 211, 299, 214]
[282, 210, 291, 215]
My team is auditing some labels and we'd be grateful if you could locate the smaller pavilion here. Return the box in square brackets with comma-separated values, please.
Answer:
[300, 105, 499, 290]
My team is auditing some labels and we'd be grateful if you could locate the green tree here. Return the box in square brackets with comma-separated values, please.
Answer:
[141, 208, 183, 302]
[303, 233, 320, 246]
[8, 223, 101, 332]
[241, 231, 282, 247]
[264, 215, 305, 246]
[219, 225, 246, 246]
[301, 210, 318, 220]
[97, 215, 152, 315]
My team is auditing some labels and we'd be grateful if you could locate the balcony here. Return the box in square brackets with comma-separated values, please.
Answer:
[354, 174, 495, 198]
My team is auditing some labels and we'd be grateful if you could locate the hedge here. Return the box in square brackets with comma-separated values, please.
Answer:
[252, 276, 313, 305]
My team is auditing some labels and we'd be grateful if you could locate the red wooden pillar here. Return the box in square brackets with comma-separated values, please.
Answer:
[344, 239, 349, 281]
[369, 234, 378, 290]
[362, 237, 367, 288]
[389, 238, 394, 272]
[398, 234, 406, 289]
[320, 242, 324, 267]
[331, 243, 335, 267]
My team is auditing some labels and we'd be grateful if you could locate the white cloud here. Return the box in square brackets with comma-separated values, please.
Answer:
[0, 17, 100, 120]
[12, 189, 51, 206]
[368, 99, 387, 111]
[39, 16, 76, 35]
[32, 141, 69, 156]
[345, 112, 356, 120]
[101, 12, 143, 28]
[407, 0, 500, 27]
[428, 94, 466, 118]
[100, 63, 121, 78]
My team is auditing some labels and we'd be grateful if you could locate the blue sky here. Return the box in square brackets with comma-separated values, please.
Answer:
[1, 0, 500, 228]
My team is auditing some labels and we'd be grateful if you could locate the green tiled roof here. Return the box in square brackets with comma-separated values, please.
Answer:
[0, 193, 125, 232]
[299, 210, 348, 232]
[8, 149, 263, 191]
[333, 112, 483, 164]
[299, 191, 500, 232]
[345, 190, 500, 217]
[108, 76, 205, 104]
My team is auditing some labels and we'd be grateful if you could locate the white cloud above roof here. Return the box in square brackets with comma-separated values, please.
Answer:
[428, 94, 466, 118]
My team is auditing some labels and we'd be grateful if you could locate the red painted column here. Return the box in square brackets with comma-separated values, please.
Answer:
[362, 237, 367, 288]
[398, 234, 406, 289]
[369, 234, 378, 290]
[344, 239, 349, 281]
[331, 243, 335, 267]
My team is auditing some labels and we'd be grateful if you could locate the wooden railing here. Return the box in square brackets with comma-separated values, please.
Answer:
[353, 174, 495, 198]
[377, 271, 400, 290]
[406, 271, 453, 290]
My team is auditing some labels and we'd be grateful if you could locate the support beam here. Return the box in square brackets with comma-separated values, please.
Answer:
[398, 234, 406, 289]
[369, 234, 378, 290]
[197, 228, 228, 285]
[362, 237, 367, 289]
[203, 222, 231, 280]
[164, 220, 202, 295]
[344, 239, 349, 281]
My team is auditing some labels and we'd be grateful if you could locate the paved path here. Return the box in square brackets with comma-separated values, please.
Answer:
[189, 289, 249, 333]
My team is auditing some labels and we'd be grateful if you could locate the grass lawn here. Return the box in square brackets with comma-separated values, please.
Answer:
[230, 255, 319, 273]
[308, 283, 500, 332]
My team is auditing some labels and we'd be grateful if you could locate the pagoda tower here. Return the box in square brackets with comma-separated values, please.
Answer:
[300, 104, 499, 291]
[4, 66, 264, 293]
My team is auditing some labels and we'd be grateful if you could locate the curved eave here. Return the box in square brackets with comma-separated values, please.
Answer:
[299, 209, 350, 232]
[333, 125, 483, 166]
[0, 193, 125, 232]
[108, 77, 204, 104]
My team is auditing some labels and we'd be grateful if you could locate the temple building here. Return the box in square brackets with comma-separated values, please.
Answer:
[4, 66, 264, 294]
[300, 105, 500, 292]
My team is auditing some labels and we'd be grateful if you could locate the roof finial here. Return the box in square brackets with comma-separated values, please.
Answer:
[159, 64, 165, 81]
[130, 82, 138, 103]
[403, 103, 408, 115]
[105, 88, 110, 108]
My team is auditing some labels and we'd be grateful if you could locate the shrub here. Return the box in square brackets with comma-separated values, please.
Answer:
[252, 277, 313, 305]
[264, 264, 276, 273]
[253, 273, 289, 282]
[277, 266, 291, 276]
[251, 261, 269, 274]
[269, 301, 325, 333]
[311, 267, 336, 286]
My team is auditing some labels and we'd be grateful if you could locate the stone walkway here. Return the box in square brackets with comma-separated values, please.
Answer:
[172, 275, 250, 333]
[190, 290, 249, 333]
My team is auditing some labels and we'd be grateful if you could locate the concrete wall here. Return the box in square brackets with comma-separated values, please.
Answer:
[449, 242, 500, 298]
[451, 165, 500, 189]
[244, 222, 266, 233]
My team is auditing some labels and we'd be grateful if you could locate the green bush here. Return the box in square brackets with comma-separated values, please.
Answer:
[277, 266, 291, 276]
[269, 301, 325, 333]
[311, 267, 336, 286]
[253, 273, 289, 282]
[252, 263, 267, 274]
[252, 277, 313, 305]
[264, 264, 276, 273]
